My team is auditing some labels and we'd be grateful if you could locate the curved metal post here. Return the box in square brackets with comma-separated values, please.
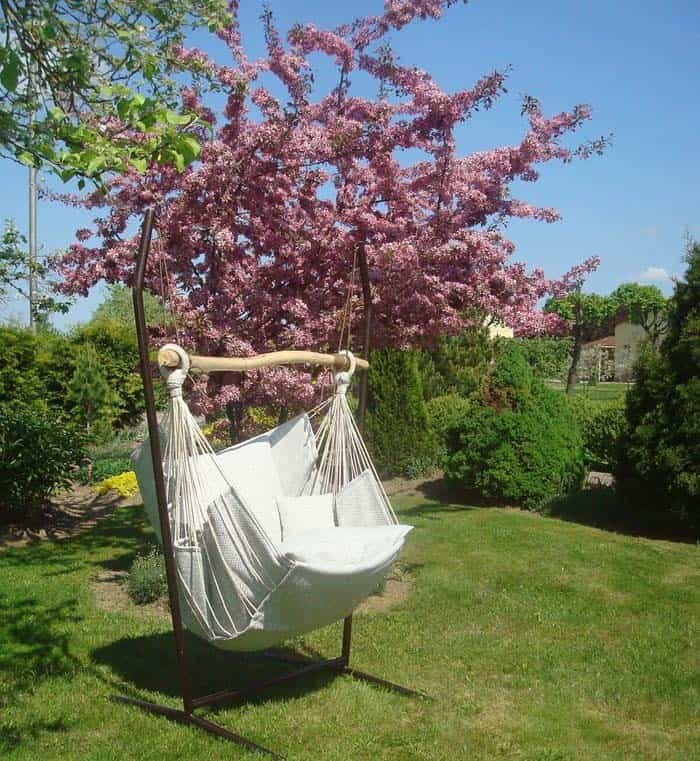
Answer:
[131, 209, 193, 712]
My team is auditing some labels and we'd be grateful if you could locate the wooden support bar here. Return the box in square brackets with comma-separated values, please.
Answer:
[158, 347, 369, 374]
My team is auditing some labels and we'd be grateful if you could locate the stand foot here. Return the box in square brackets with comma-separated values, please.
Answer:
[342, 667, 429, 699]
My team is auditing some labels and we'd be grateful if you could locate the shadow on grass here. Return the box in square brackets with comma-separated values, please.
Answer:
[398, 475, 699, 544]
[93, 632, 340, 709]
[0, 594, 81, 753]
[396, 477, 499, 520]
[542, 487, 699, 544]
[0, 505, 155, 577]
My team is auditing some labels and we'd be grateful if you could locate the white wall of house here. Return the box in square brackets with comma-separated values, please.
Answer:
[614, 321, 648, 381]
[486, 321, 514, 339]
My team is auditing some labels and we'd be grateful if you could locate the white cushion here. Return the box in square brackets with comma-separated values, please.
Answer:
[267, 414, 318, 497]
[214, 439, 285, 542]
[276, 493, 335, 541]
[335, 469, 391, 527]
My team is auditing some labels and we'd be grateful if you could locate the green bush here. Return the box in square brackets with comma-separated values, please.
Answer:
[515, 336, 573, 380]
[616, 243, 700, 518]
[0, 402, 86, 523]
[567, 396, 626, 470]
[126, 548, 168, 604]
[426, 394, 474, 465]
[365, 348, 437, 477]
[91, 456, 134, 483]
[417, 327, 498, 400]
[444, 343, 585, 509]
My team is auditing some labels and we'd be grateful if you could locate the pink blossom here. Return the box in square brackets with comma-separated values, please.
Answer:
[57, 0, 606, 412]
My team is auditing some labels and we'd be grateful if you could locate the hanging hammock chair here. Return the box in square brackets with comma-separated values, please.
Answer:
[133, 343, 412, 653]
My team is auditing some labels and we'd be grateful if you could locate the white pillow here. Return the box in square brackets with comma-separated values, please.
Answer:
[335, 469, 390, 527]
[277, 493, 335, 541]
[215, 440, 285, 542]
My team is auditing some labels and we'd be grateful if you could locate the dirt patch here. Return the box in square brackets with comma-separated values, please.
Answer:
[383, 471, 442, 498]
[92, 570, 170, 619]
[0, 484, 140, 548]
[356, 578, 413, 615]
[356, 562, 414, 615]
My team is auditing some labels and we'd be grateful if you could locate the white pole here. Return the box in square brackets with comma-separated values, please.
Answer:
[28, 164, 38, 333]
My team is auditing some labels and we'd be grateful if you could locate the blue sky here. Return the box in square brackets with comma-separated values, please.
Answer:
[1, 0, 698, 330]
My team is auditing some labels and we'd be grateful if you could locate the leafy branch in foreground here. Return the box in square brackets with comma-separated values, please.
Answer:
[0, 0, 230, 183]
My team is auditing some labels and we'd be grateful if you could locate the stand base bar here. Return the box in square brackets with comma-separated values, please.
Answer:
[111, 695, 282, 759]
[191, 656, 345, 709]
[111, 662, 426, 759]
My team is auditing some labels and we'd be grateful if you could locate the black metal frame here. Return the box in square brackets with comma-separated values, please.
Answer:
[114, 209, 423, 758]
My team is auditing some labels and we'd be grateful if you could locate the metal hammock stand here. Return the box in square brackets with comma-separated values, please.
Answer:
[112, 209, 424, 759]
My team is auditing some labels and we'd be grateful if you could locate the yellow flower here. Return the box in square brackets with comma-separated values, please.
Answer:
[95, 470, 139, 498]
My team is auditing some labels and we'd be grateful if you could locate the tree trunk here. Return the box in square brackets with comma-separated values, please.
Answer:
[225, 400, 245, 443]
[357, 245, 372, 434]
[566, 328, 583, 394]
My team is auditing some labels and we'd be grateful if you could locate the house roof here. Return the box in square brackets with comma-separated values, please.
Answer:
[584, 335, 616, 348]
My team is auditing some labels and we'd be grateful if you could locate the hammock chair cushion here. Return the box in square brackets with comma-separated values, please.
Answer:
[276, 493, 335, 541]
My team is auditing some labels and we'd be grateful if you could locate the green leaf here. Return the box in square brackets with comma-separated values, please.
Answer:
[17, 151, 36, 167]
[86, 156, 104, 176]
[0, 49, 21, 92]
[165, 110, 193, 126]
[116, 99, 130, 121]
[178, 135, 201, 164]
[131, 157, 148, 173]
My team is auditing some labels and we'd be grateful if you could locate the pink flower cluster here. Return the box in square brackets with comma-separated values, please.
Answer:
[57, 0, 605, 411]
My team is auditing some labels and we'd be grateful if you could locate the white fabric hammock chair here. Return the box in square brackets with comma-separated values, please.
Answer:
[133, 344, 412, 652]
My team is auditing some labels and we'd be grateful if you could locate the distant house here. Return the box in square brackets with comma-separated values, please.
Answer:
[582, 319, 652, 382]
[486, 321, 514, 340]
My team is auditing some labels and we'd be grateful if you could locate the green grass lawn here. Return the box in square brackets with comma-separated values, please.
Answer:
[547, 381, 630, 403]
[1, 494, 698, 760]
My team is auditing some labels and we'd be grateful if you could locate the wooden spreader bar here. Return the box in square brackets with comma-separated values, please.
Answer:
[158, 347, 369, 375]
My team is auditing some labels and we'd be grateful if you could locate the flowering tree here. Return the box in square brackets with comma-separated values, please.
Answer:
[57, 0, 605, 421]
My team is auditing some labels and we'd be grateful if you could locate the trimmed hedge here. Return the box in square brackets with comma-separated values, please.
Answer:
[444, 344, 585, 509]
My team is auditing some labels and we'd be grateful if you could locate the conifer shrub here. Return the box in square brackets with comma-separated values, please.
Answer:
[515, 336, 573, 380]
[426, 394, 474, 465]
[443, 343, 585, 509]
[616, 243, 700, 518]
[67, 343, 119, 443]
[365, 348, 437, 477]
